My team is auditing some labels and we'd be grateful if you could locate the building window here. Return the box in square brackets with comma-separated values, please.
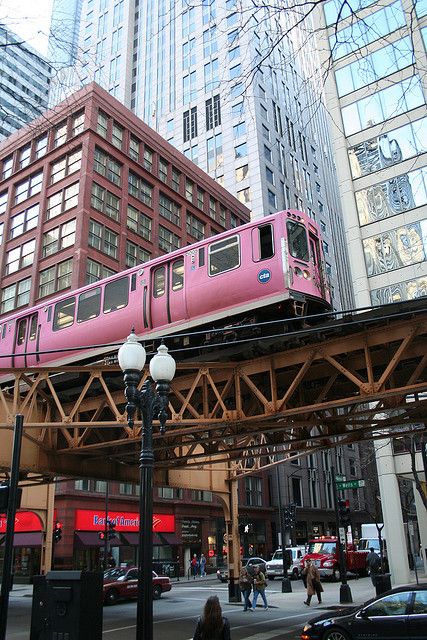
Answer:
[5, 240, 36, 275]
[203, 25, 217, 57]
[88, 220, 118, 258]
[349, 459, 356, 476]
[97, 110, 109, 138]
[47, 183, 79, 220]
[91, 182, 120, 220]
[10, 204, 39, 239]
[42, 220, 76, 257]
[159, 193, 180, 226]
[126, 205, 152, 240]
[125, 240, 150, 268]
[158, 225, 180, 252]
[234, 142, 247, 159]
[19, 145, 31, 169]
[143, 147, 153, 172]
[237, 187, 251, 204]
[191, 490, 213, 502]
[268, 189, 276, 208]
[204, 59, 219, 91]
[119, 483, 134, 495]
[38, 258, 72, 297]
[86, 259, 115, 283]
[14, 172, 43, 205]
[94, 480, 107, 493]
[129, 135, 140, 161]
[186, 212, 205, 240]
[235, 164, 248, 182]
[128, 172, 153, 207]
[205, 95, 221, 130]
[54, 120, 67, 147]
[93, 147, 122, 185]
[72, 111, 85, 136]
[1, 156, 13, 180]
[171, 167, 181, 192]
[185, 179, 194, 202]
[111, 121, 124, 149]
[1, 277, 31, 314]
[233, 122, 246, 139]
[245, 476, 262, 506]
[51, 148, 82, 184]
[75, 479, 90, 491]
[206, 133, 223, 172]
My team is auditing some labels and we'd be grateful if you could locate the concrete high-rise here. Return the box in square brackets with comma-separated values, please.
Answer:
[317, 0, 427, 307]
[0, 26, 51, 141]
[48, 0, 353, 311]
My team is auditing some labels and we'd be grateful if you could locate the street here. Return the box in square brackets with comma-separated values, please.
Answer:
[5, 575, 383, 640]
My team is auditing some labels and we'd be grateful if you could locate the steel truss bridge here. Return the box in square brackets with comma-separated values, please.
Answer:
[0, 301, 426, 483]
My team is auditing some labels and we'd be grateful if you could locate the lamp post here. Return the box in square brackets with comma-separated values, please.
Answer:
[118, 330, 176, 640]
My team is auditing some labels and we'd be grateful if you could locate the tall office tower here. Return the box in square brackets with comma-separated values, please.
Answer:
[48, 0, 354, 310]
[0, 26, 51, 141]
[316, 0, 427, 307]
[48, 0, 84, 107]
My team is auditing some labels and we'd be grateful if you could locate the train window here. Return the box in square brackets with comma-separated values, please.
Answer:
[104, 277, 129, 314]
[131, 273, 137, 291]
[172, 259, 184, 291]
[77, 288, 101, 322]
[29, 316, 37, 341]
[17, 319, 27, 345]
[309, 238, 318, 266]
[47, 307, 52, 322]
[153, 267, 165, 298]
[199, 247, 205, 267]
[208, 235, 240, 276]
[53, 298, 75, 331]
[252, 224, 274, 261]
[287, 221, 309, 262]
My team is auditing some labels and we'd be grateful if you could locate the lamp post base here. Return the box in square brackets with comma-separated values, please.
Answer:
[281, 577, 292, 593]
[339, 583, 353, 603]
[228, 579, 241, 603]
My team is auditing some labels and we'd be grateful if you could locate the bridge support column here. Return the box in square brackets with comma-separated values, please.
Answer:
[414, 488, 427, 573]
[227, 477, 241, 603]
[375, 438, 410, 585]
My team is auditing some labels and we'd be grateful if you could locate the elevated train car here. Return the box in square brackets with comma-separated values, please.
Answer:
[0, 210, 331, 370]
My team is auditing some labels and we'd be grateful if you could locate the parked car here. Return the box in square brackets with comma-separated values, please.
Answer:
[266, 546, 306, 580]
[300, 583, 427, 640]
[103, 567, 172, 605]
[216, 557, 267, 582]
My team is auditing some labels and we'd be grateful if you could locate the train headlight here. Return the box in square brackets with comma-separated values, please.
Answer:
[303, 270, 311, 279]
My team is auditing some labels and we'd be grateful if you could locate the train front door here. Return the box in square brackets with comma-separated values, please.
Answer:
[150, 258, 186, 330]
[12, 312, 39, 367]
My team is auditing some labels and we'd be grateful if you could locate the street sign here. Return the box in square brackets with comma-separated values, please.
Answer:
[339, 527, 346, 544]
[336, 479, 365, 490]
[335, 475, 346, 482]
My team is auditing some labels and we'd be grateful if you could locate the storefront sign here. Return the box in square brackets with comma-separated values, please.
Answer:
[74, 509, 175, 532]
[0, 511, 43, 532]
[181, 519, 201, 542]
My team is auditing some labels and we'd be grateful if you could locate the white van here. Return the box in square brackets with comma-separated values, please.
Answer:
[266, 546, 306, 580]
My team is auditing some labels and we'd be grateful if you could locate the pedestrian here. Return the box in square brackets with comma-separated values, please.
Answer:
[200, 553, 207, 577]
[302, 559, 323, 606]
[238, 567, 253, 612]
[366, 547, 381, 586]
[252, 565, 268, 610]
[191, 553, 199, 579]
[193, 595, 231, 640]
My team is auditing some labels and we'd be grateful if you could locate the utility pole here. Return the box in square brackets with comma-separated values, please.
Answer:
[276, 466, 292, 593]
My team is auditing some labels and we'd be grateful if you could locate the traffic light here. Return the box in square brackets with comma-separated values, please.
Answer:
[53, 521, 63, 543]
[0, 484, 22, 513]
[338, 499, 351, 527]
[107, 519, 116, 540]
[98, 531, 106, 541]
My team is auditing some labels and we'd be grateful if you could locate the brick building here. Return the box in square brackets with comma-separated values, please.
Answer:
[0, 82, 250, 318]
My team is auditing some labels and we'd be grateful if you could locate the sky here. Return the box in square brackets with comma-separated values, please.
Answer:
[1, 0, 54, 56]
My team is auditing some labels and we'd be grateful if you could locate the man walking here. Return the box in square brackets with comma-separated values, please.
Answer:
[252, 566, 268, 610]
[366, 547, 381, 586]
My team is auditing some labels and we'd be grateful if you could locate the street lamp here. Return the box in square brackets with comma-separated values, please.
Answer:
[118, 330, 176, 640]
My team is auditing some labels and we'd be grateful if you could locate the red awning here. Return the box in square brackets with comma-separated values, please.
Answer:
[121, 532, 180, 546]
[0, 532, 43, 547]
[74, 532, 122, 547]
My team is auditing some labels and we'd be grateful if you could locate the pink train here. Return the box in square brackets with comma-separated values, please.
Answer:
[0, 210, 331, 369]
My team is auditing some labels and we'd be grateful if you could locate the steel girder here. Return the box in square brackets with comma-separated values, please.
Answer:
[0, 312, 426, 482]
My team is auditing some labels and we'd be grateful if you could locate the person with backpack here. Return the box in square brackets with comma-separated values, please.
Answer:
[366, 547, 381, 586]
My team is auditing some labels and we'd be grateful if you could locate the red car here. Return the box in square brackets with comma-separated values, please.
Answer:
[103, 567, 172, 605]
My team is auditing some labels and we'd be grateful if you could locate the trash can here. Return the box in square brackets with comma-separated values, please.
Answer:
[30, 570, 103, 640]
[374, 573, 392, 596]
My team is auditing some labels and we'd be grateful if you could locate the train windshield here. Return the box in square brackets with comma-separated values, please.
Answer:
[287, 221, 309, 262]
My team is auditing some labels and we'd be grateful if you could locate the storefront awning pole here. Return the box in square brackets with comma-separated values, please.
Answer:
[0, 414, 24, 640]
